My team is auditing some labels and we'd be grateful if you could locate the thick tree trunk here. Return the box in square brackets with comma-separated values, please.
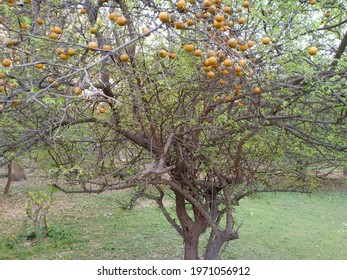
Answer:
[183, 231, 200, 260]
[4, 161, 13, 195]
[343, 168, 347, 176]
[204, 238, 225, 260]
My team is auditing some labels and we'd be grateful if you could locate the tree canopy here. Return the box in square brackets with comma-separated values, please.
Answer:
[0, 0, 346, 259]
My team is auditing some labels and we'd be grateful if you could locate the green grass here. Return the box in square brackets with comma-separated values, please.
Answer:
[0, 183, 346, 260]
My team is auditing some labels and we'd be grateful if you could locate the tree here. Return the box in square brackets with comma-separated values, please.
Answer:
[0, 0, 346, 259]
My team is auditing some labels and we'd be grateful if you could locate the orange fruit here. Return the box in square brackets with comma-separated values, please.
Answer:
[223, 6, 232, 14]
[35, 63, 44, 69]
[237, 17, 246, 24]
[90, 27, 98, 34]
[185, 44, 195, 52]
[247, 40, 255, 47]
[2, 59, 12, 67]
[262, 37, 271, 45]
[177, 0, 185, 10]
[56, 48, 63, 55]
[308, 46, 318, 55]
[223, 58, 232, 67]
[103, 45, 112, 51]
[142, 27, 151, 36]
[49, 32, 59, 40]
[239, 44, 248, 52]
[59, 53, 68, 60]
[159, 49, 168, 58]
[119, 53, 129, 62]
[253, 87, 261, 94]
[117, 16, 127, 26]
[54, 26, 63, 34]
[237, 101, 243, 107]
[99, 107, 106, 113]
[169, 53, 177, 59]
[88, 41, 99, 50]
[67, 48, 76, 56]
[186, 19, 195, 26]
[227, 38, 238, 48]
[73, 87, 83, 95]
[207, 71, 215, 78]
[80, 8, 87, 14]
[194, 49, 202, 57]
[158, 12, 170, 23]
[36, 18, 44, 25]
[225, 95, 232, 102]
[109, 12, 117, 20]
[242, 1, 250, 8]
[215, 14, 224, 22]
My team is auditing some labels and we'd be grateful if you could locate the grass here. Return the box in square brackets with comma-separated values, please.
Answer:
[0, 181, 346, 260]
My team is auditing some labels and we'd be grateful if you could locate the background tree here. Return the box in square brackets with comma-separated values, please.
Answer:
[0, 0, 346, 259]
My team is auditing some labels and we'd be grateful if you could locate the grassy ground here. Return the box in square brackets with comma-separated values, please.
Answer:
[0, 176, 346, 260]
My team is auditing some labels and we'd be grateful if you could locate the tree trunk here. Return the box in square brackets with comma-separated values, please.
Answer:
[204, 237, 225, 260]
[183, 230, 200, 260]
[343, 168, 347, 176]
[3, 161, 13, 195]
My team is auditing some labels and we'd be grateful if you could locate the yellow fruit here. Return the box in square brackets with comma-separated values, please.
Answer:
[88, 41, 99, 50]
[109, 12, 117, 20]
[237, 101, 243, 107]
[117, 16, 127, 26]
[223, 58, 232, 67]
[227, 38, 238, 48]
[90, 27, 98, 34]
[185, 44, 195, 52]
[11, 100, 21, 107]
[169, 53, 177, 59]
[219, 79, 225, 85]
[194, 49, 202, 57]
[67, 48, 76, 56]
[177, 0, 185, 10]
[308, 46, 318, 55]
[208, 56, 217, 65]
[234, 65, 242, 72]
[235, 71, 243, 76]
[49, 32, 59, 40]
[204, 66, 212, 72]
[142, 27, 151, 36]
[237, 17, 246, 24]
[253, 87, 261, 94]
[186, 19, 195, 26]
[175, 20, 185, 29]
[36, 18, 44, 25]
[158, 12, 170, 23]
[223, 6, 232, 14]
[2, 59, 12, 67]
[207, 71, 215, 78]
[103, 45, 112, 51]
[247, 40, 255, 47]
[225, 95, 232, 102]
[242, 1, 250, 8]
[54, 26, 63, 34]
[59, 53, 68, 60]
[238, 59, 247, 66]
[119, 53, 129, 62]
[239, 44, 248, 52]
[159, 49, 168, 58]
[80, 8, 87, 14]
[309, 0, 316, 5]
[99, 107, 106, 113]
[73, 87, 83, 95]
[215, 96, 221, 101]
[20, 23, 29, 30]
[262, 37, 271, 45]
[56, 48, 63, 55]
[215, 14, 224, 22]
[35, 63, 44, 69]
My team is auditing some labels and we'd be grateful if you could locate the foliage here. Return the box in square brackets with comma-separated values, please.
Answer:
[0, 0, 346, 259]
